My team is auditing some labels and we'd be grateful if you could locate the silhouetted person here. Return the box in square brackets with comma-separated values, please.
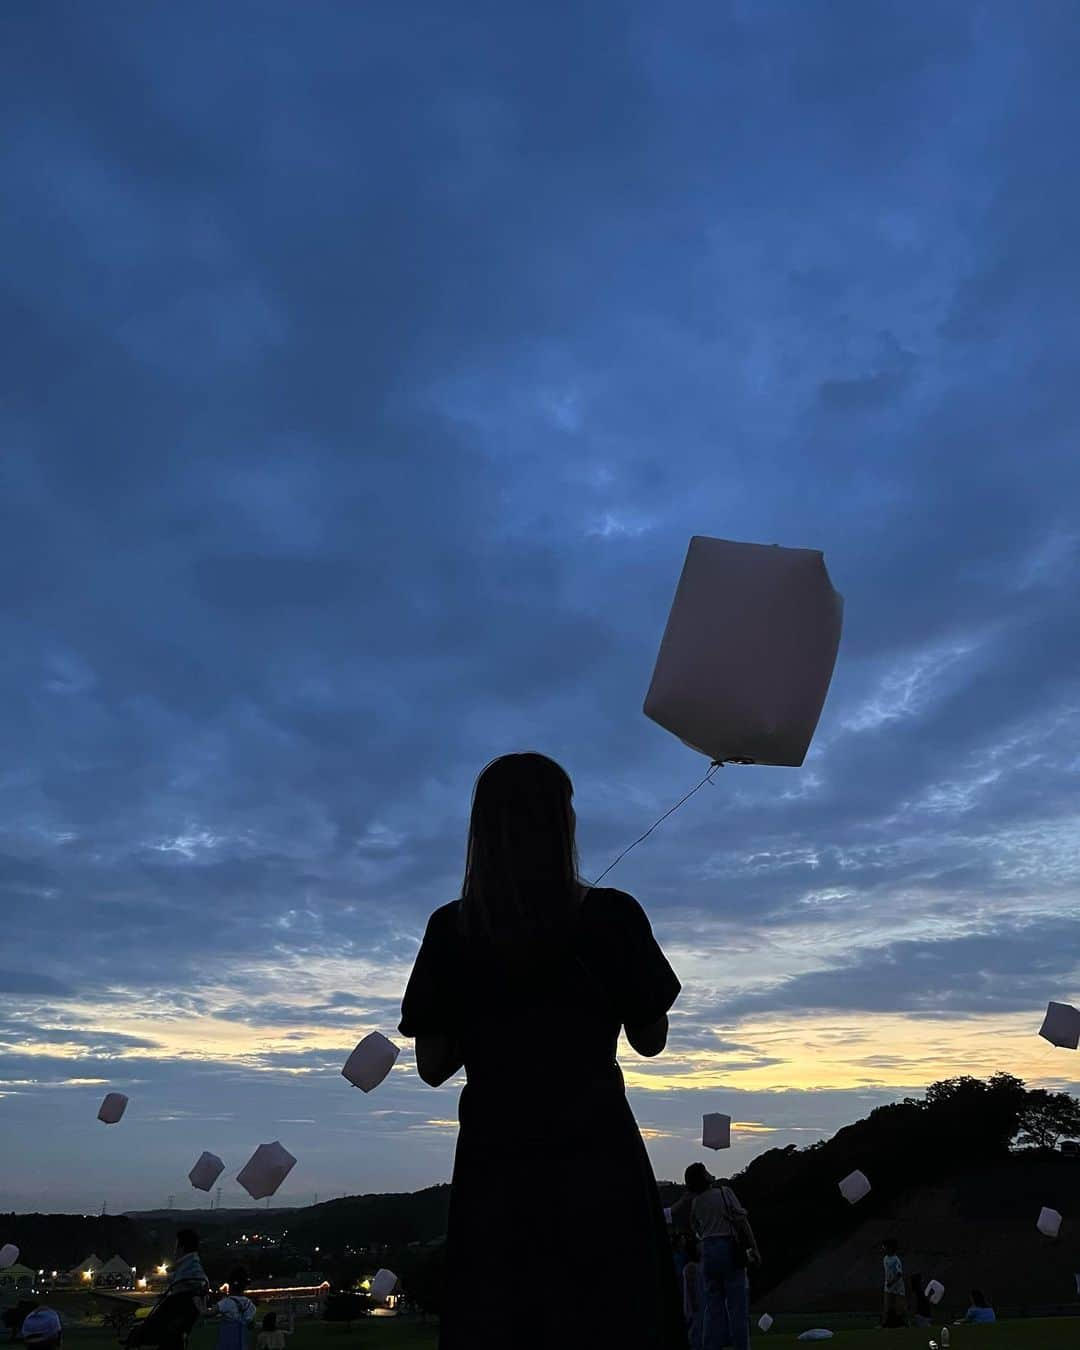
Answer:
[400, 752, 685, 1349]
[255, 1313, 289, 1350]
[684, 1164, 758, 1350]
[682, 1237, 705, 1350]
[909, 1273, 932, 1326]
[125, 1230, 207, 1350]
[215, 1271, 256, 1350]
[964, 1290, 996, 1324]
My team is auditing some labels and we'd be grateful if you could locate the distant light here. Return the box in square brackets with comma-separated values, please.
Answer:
[131, 1267, 137, 1273]
[51, 1272, 57, 1279]
[157, 1264, 169, 1276]
[82, 1271, 93, 1282]
[138, 1279, 148, 1290]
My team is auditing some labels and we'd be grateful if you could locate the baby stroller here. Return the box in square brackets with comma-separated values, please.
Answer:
[122, 1289, 206, 1350]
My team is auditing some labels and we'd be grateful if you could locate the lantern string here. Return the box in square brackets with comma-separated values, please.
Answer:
[585, 759, 728, 892]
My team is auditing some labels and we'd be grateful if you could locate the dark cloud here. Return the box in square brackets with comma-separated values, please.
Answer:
[718, 920, 1080, 1020]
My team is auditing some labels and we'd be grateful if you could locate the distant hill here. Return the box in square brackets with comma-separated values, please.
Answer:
[758, 1153, 1080, 1316]
[7, 1073, 1078, 1317]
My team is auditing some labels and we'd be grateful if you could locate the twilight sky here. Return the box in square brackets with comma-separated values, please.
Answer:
[2, 2, 1079, 1214]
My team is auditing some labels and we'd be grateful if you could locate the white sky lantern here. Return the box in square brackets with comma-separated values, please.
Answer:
[758, 1314, 774, 1332]
[237, 1141, 297, 1201]
[644, 537, 843, 768]
[1038, 1001, 1080, 1050]
[925, 1280, 945, 1305]
[341, 1032, 400, 1093]
[702, 1112, 732, 1150]
[370, 1268, 398, 1301]
[189, 1152, 226, 1192]
[1037, 1206, 1062, 1238]
[0, 1244, 19, 1269]
[838, 1169, 871, 1205]
[97, 1092, 128, 1124]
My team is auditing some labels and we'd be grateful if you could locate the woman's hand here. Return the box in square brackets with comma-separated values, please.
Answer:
[415, 1031, 463, 1086]
[626, 1014, 668, 1057]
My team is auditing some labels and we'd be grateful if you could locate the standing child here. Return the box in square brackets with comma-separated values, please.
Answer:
[881, 1239, 907, 1328]
[256, 1313, 290, 1350]
[682, 1238, 705, 1350]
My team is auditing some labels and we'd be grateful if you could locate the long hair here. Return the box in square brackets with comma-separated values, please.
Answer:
[460, 752, 580, 946]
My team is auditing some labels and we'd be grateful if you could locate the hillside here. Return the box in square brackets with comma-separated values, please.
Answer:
[758, 1153, 1080, 1316]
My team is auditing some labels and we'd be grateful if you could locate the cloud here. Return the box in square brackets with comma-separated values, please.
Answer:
[715, 920, 1080, 1020]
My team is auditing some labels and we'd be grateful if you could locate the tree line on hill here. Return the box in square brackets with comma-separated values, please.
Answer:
[4, 1076, 1075, 1315]
[688, 1073, 1080, 1298]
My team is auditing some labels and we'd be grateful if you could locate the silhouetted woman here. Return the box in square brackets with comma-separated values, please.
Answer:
[399, 753, 686, 1349]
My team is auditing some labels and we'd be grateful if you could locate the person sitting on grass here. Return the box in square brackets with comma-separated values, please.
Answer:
[963, 1290, 996, 1324]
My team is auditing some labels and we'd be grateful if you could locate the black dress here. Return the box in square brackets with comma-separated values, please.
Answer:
[399, 886, 687, 1350]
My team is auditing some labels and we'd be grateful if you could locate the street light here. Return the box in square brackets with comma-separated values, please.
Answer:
[157, 1264, 169, 1277]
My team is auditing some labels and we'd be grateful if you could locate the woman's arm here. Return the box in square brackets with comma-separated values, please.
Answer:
[415, 1031, 463, 1086]
[626, 1013, 668, 1057]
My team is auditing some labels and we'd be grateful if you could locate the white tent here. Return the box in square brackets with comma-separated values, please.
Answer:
[99, 1255, 134, 1279]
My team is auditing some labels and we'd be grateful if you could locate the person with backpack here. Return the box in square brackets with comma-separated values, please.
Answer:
[685, 1164, 760, 1350]
[214, 1271, 257, 1350]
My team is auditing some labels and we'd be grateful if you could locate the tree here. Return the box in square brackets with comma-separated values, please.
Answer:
[1014, 1089, 1080, 1150]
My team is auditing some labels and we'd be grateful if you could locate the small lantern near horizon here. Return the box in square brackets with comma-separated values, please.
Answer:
[758, 1314, 774, 1332]
[341, 1032, 400, 1093]
[1039, 1001, 1080, 1050]
[0, 1245, 19, 1269]
[1037, 1206, 1062, 1238]
[97, 1092, 129, 1124]
[925, 1280, 945, 1305]
[838, 1169, 871, 1205]
[702, 1112, 732, 1150]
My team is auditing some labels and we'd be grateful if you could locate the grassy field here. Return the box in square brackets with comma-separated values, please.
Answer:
[23, 1296, 1080, 1350]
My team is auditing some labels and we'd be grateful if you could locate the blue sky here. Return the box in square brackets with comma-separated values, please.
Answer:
[2, 1, 1079, 1213]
